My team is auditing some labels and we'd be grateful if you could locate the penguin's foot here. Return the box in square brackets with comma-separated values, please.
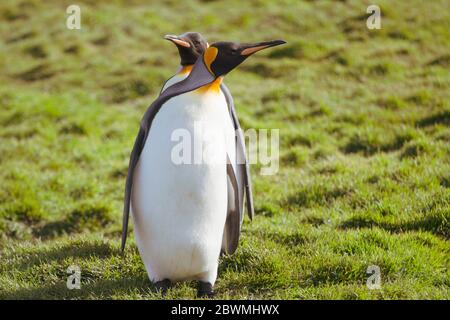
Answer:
[154, 279, 171, 295]
[197, 281, 214, 298]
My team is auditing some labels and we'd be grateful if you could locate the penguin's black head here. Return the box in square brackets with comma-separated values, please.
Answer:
[164, 32, 208, 66]
[203, 40, 286, 77]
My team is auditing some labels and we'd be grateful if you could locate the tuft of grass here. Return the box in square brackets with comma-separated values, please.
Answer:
[400, 139, 431, 159]
[342, 129, 415, 156]
[35, 202, 114, 239]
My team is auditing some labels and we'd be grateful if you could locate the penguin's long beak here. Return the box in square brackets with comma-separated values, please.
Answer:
[239, 40, 286, 56]
[164, 34, 191, 48]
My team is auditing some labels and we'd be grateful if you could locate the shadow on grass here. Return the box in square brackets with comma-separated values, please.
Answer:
[339, 214, 448, 238]
[416, 110, 450, 127]
[15, 63, 56, 82]
[286, 185, 352, 208]
[260, 230, 311, 247]
[8, 241, 120, 271]
[342, 133, 413, 156]
[0, 277, 153, 300]
[33, 204, 113, 239]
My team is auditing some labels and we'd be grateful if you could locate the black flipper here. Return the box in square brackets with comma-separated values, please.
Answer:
[121, 58, 215, 251]
[223, 154, 241, 254]
[121, 127, 145, 251]
[220, 83, 254, 255]
[221, 83, 254, 221]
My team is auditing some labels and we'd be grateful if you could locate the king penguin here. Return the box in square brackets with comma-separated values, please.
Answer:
[122, 33, 255, 255]
[122, 39, 285, 297]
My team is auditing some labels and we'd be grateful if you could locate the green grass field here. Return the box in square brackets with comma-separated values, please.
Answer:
[0, 0, 448, 299]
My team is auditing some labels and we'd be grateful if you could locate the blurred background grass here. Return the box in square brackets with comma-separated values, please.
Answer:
[0, 0, 448, 299]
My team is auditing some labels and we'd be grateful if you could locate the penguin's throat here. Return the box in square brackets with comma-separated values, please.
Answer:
[178, 65, 193, 75]
[195, 77, 223, 94]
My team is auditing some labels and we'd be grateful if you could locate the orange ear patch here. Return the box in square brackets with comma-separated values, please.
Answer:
[179, 65, 193, 75]
[203, 47, 218, 75]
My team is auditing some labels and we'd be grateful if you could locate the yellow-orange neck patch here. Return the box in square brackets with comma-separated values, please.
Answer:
[178, 65, 193, 75]
[203, 47, 218, 75]
[195, 77, 223, 94]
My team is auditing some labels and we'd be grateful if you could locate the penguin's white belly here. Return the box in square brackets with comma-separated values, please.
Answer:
[131, 89, 234, 284]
